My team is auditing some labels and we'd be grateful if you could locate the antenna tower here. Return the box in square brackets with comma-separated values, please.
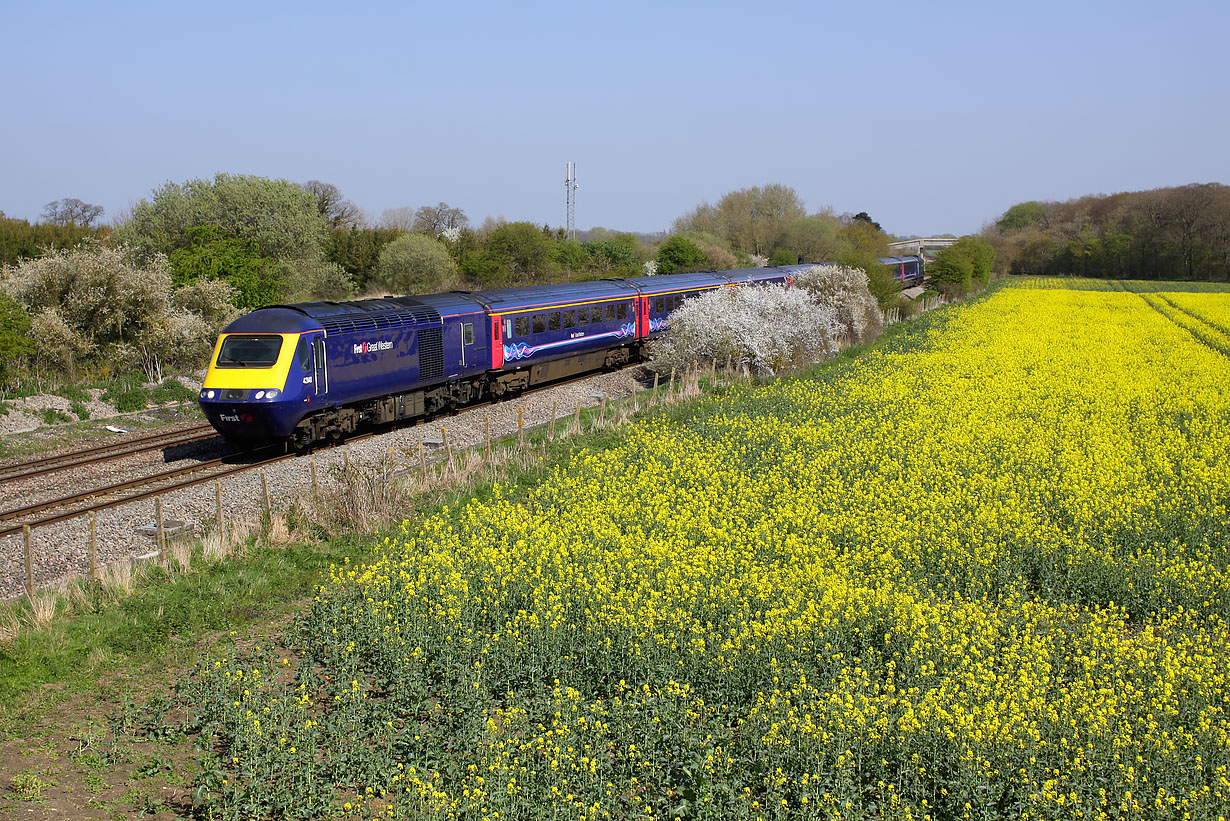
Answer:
[565, 162, 578, 241]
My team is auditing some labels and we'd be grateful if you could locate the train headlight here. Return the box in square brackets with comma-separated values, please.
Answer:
[203, 389, 216, 399]
[265, 389, 279, 399]
[254, 390, 266, 399]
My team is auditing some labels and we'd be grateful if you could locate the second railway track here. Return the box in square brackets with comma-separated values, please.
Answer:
[0, 422, 219, 484]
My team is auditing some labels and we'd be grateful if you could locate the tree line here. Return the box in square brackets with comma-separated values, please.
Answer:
[987, 183, 1230, 281]
[0, 174, 916, 388]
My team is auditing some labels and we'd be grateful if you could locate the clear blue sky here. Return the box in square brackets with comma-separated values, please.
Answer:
[2, 0, 1227, 237]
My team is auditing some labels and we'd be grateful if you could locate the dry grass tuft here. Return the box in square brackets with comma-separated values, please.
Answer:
[0, 609, 19, 650]
[27, 591, 60, 631]
[264, 513, 292, 546]
[168, 537, 192, 571]
[101, 560, 136, 598]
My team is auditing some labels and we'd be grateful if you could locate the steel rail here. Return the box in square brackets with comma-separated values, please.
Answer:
[1, 363, 649, 538]
[0, 423, 218, 483]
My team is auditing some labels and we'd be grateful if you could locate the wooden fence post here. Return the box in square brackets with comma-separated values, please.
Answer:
[517, 406, 524, 449]
[215, 480, 224, 537]
[419, 441, 428, 483]
[88, 512, 98, 580]
[23, 525, 33, 601]
[310, 461, 320, 516]
[155, 496, 165, 556]
[261, 470, 271, 518]
[652, 372, 660, 405]
[485, 415, 492, 463]
[441, 427, 454, 473]
[549, 401, 558, 441]
[574, 397, 582, 434]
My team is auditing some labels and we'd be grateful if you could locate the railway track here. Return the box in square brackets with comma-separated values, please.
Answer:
[0, 448, 290, 538]
[1, 365, 651, 539]
[0, 422, 219, 483]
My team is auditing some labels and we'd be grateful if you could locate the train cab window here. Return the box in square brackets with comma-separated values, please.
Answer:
[296, 338, 312, 372]
[217, 334, 282, 368]
[515, 316, 530, 337]
[533, 314, 546, 334]
[655, 297, 666, 314]
[563, 310, 575, 329]
[463, 323, 475, 345]
[617, 303, 628, 321]
[578, 306, 589, 326]
[549, 312, 561, 331]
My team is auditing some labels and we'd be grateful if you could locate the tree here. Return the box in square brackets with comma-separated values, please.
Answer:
[996, 201, 1047, 231]
[655, 236, 707, 275]
[412, 202, 469, 235]
[929, 236, 995, 294]
[0, 216, 102, 266]
[168, 224, 282, 309]
[771, 216, 845, 265]
[302, 180, 362, 228]
[380, 207, 417, 231]
[851, 211, 882, 233]
[673, 184, 806, 256]
[468, 222, 558, 285]
[371, 234, 459, 295]
[326, 226, 404, 291]
[41, 198, 105, 227]
[116, 173, 329, 262]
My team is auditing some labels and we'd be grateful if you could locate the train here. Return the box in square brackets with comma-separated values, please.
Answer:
[198, 256, 923, 448]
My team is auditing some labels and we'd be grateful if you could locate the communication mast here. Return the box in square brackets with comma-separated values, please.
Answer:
[565, 162, 578, 241]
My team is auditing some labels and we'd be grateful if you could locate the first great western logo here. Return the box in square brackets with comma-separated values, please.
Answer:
[353, 340, 394, 354]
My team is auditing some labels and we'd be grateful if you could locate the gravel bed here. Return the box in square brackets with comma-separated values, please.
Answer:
[0, 369, 651, 600]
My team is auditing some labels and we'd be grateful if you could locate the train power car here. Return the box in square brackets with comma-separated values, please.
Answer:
[198, 264, 810, 448]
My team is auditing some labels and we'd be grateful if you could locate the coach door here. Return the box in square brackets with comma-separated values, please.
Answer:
[311, 335, 328, 396]
[460, 320, 477, 368]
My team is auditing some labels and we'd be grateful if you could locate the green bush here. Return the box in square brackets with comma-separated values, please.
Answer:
[55, 383, 90, 402]
[70, 401, 90, 420]
[656, 236, 707, 275]
[102, 379, 150, 413]
[40, 407, 72, 425]
[151, 378, 196, 404]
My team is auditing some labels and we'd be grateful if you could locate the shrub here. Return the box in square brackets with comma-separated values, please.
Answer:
[40, 408, 72, 425]
[101, 381, 149, 413]
[28, 307, 94, 377]
[650, 284, 841, 376]
[793, 264, 884, 343]
[152, 378, 197, 404]
[0, 293, 33, 388]
[4, 242, 171, 350]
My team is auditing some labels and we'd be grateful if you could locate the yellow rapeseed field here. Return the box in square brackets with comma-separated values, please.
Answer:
[186, 280, 1230, 820]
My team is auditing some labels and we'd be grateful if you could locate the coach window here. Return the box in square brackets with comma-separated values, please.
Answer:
[578, 306, 589, 326]
[533, 314, 546, 334]
[655, 297, 665, 314]
[604, 304, 615, 322]
[463, 323, 475, 345]
[617, 303, 628, 321]
[515, 316, 530, 337]
[548, 312, 561, 331]
[563, 310, 575, 329]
